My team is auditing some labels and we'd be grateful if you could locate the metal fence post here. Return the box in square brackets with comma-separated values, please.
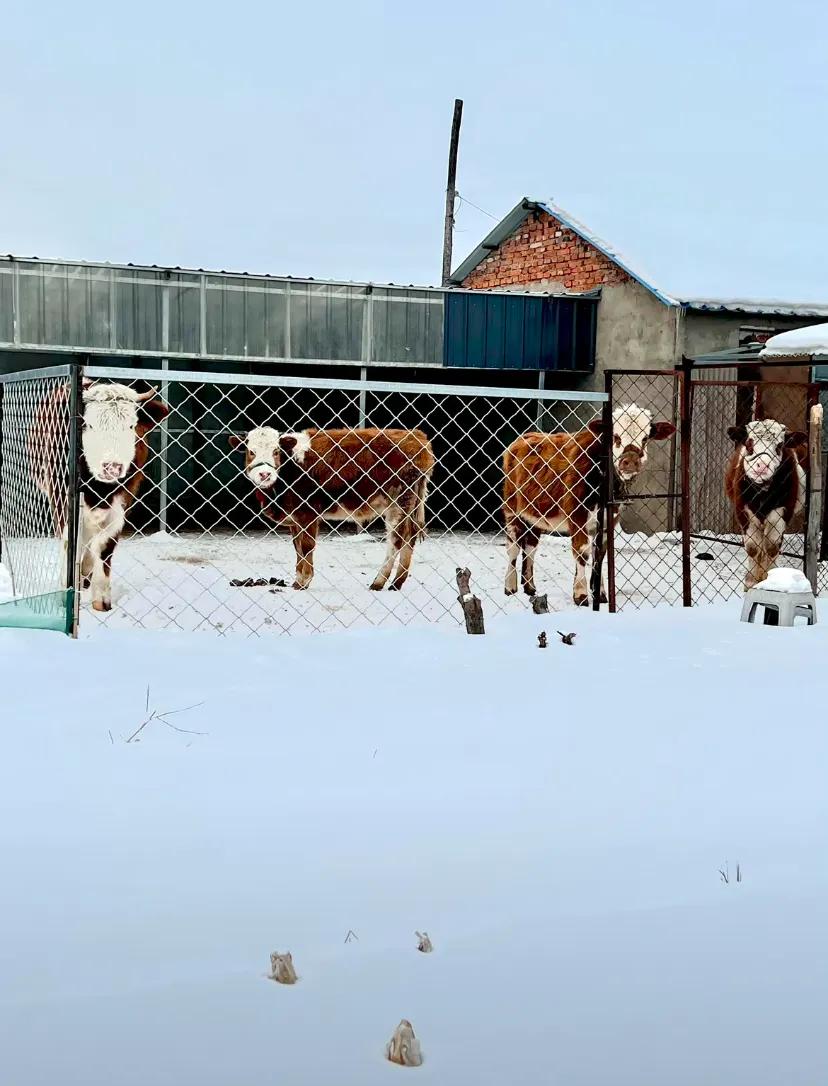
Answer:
[591, 371, 613, 611]
[680, 356, 694, 607]
[65, 360, 83, 637]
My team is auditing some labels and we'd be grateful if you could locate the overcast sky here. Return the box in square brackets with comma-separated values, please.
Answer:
[3, 0, 826, 300]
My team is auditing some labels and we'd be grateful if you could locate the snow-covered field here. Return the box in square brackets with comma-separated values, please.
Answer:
[1, 604, 826, 1084]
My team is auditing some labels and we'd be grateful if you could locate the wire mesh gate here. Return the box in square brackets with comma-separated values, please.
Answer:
[0, 362, 607, 637]
[0, 364, 79, 632]
[605, 360, 827, 610]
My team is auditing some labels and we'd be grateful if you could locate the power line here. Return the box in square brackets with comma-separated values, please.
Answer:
[456, 193, 500, 222]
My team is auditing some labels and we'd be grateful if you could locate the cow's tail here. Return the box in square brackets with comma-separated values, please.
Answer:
[413, 475, 429, 542]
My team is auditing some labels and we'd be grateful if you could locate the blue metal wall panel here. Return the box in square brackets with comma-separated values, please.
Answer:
[443, 292, 597, 371]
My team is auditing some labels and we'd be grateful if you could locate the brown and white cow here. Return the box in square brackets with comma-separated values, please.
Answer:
[230, 426, 435, 591]
[725, 418, 807, 589]
[32, 381, 169, 611]
[503, 404, 676, 606]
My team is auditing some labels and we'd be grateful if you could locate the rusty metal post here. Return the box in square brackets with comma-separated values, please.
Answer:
[679, 356, 694, 607]
[591, 372, 613, 611]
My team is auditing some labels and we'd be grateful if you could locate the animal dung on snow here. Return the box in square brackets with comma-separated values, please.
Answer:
[385, 1019, 423, 1067]
[415, 931, 433, 953]
[269, 951, 298, 984]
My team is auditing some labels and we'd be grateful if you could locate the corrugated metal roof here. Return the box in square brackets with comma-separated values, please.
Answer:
[0, 252, 593, 300]
[449, 197, 678, 306]
[681, 298, 828, 317]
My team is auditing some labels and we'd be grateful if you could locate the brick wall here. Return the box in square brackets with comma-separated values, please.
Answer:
[462, 209, 630, 292]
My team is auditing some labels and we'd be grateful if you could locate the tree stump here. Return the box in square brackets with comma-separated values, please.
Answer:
[455, 567, 485, 634]
[386, 1019, 423, 1067]
[269, 951, 297, 984]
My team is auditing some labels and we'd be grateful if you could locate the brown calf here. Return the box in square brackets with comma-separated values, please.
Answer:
[231, 426, 435, 591]
[725, 418, 807, 589]
[503, 404, 675, 606]
[30, 381, 169, 611]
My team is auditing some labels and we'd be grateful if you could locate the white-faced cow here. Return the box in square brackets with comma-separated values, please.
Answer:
[230, 426, 435, 591]
[503, 403, 676, 605]
[725, 418, 807, 589]
[31, 381, 169, 611]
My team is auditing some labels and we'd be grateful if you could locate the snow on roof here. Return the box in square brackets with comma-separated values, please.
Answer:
[760, 322, 828, 358]
[683, 298, 828, 318]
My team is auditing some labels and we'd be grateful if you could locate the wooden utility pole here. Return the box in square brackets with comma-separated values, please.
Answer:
[441, 99, 464, 287]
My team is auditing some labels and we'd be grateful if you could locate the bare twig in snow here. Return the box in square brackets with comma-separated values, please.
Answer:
[719, 863, 729, 884]
[344, 929, 359, 944]
[108, 730, 114, 745]
[126, 689, 207, 743]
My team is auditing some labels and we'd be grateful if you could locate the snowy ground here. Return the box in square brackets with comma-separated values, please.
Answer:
[1, 605, 826, 1085]
[56, 528, 824, 636]
[3, 525, 821, 637]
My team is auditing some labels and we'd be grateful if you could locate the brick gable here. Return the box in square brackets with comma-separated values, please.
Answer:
[462, 209, 630, 292]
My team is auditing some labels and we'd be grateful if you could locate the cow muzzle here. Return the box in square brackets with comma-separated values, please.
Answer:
[99, 461, 127, 482]
[617, 448, 643, 479]
[248, 463, 278, 489]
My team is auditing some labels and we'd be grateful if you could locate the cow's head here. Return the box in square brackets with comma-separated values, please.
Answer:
[81, 382, 169, 483]
[727, 418, 806, 485]
[228, 426, 313, 490]
[589, 403, 676, 482]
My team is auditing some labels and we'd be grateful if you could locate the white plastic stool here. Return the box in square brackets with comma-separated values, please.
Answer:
[740, 587, 817, 627]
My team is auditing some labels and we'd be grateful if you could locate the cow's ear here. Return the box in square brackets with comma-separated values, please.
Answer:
[138, 398, 170, 430]
[784, 430, 807, 449]
[727, 425, 748, 444]
[649, 420, 676, 441]
[228, 434, 244, 450]
[279, 434, 298, 455]
[587, 419, 604, 437]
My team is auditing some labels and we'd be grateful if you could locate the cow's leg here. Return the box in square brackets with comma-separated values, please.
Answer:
[91, 535, 118, 612]
[762, 508, 787, 581]
[520, 524, 540, 597]
[570, 513, 592, 607]
[389, 509, 420, 592]
[89, 534, 111, 612]
[504, 514, 520, 595]
[743, 512, 764, 589]
[371, 505, 402, 591]
[81, 548, 94, 591]
[290, 519, 319, 590]
[586, 507, 608, 605]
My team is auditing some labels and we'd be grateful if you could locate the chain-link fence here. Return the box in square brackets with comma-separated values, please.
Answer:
[606, 362, 826, 609]
[8, 364, 604, 636]
[0, 364, 77, 632]
[603, 369, 682, 609]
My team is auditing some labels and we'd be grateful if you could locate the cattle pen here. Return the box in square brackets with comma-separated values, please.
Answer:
[1, 355, 826, 638]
